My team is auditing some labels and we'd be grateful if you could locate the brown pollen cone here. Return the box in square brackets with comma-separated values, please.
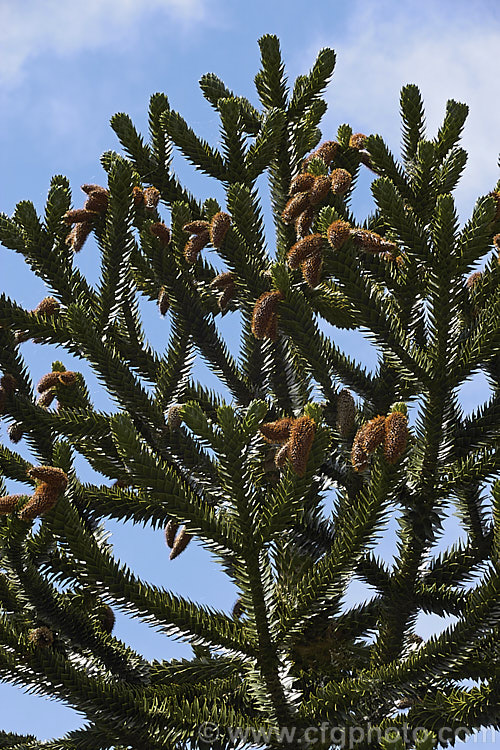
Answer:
[210, 272, 235, 290]
[132, 187, 144, 206]
[351, 229, 396, 254]
[28, 466, 68, 490]
[58, 371, 77, 386]
[349, 133, 367, 149]
[143, 187, 161, 209]
[114, 479, 131, 489]
[33, 297, 59, 316]
[466, 271, 482, 290]
[81, 184, 107, 196]
[150, 222, 171, 246]
[384, 411, 409, 464]
[265, 313, 279, 341]
[7, 423, 24, 444]
[251, 291, 284, 340]
[97, 605, 115, 635]
[493, 234, 500, 251]
[380, 251, 404, 267]
[287, 234, 324, 270]
[314, 140, 339, 165]
[37, 389, 56, 408]
[28, 626, 54, 648]
[218, 284, 235, 311]
[66, 222, 92, 253]
[260, 417, 294, 444]
[184, 230, 210, 264]
[275, 443, 289, 468]
[0, 389, 5, 414]
[170, 526, 192, 560]
[167, 404, 183, 430]
[210, 273, 236, 309]
[288, 416, 316, 477]
[309, 175, 331, 205]
[64, 209, 99, 224]
[165, 519, 179, 548]
[0, 494, 26, 515]
[335, 389, 356, 437]
[301, 251, 323, 287]
[282, 192, 311, 225]
[84, 190, 109, 213]
[158, 287, 170, 316]
[18, 484, 60, 521]
[330, 169, 352, 195]
[14, 331, 30, 344]
[359, 415, 387, 454]
[327, 220, 351, 250]
[289, 173, 316, 195]
[209, 212, 231, 248]
[1, 374, 17, 395]
[37, 372, 60, 394]
[351, 433, 369, 472]
[295, 206, 315, 238]
[232, 598, 244, 619]
[183, 220, 210, 234]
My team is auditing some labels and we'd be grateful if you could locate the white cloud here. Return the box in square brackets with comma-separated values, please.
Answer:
[0, 0, 206, 85]
[313, 0, 500, 216]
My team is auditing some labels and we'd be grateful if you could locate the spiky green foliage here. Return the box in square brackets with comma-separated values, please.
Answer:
[0, 35, 499, 750]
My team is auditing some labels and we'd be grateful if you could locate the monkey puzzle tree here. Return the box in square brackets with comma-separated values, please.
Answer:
[0, 33, 499, 750]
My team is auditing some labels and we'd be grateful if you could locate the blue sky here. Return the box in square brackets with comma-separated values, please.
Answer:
[0, 0, 499, 742]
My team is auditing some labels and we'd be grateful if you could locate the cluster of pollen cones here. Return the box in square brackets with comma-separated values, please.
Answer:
[64, 183, 161, 253]
[182, 212, 231, 264]
[260, 415, 316, 477]
[164, 520, 192, 560]
[36, 368, 77, 409]
[351, 411, 409, 471]
[0, 466, 68, 521]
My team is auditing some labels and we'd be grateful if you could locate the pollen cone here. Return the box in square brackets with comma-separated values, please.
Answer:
[384, 412, 409, 464]
[314, 140, 339, 165]
[28, 466, 68, 489]
[143, 187, 161, 208]
[18, 484, 60, 521]
[209, 212, 231, 248]
[335, 389, 356, 437]
[330, 169, 352, 195]
[37, 372, 60, 394]
[359, 415, 386, 453]
[0, 494, 25, 515]
[165, 519, 179, 548]
[260, 417, 294, 444]
[289, 173, 315, 195]
[295, 207, 315, 238]
[327, 220, 351, 250]
[33, 297, 60, 316]
[28, 626, 54, 648]
[183, 220, 210, 234]
[282, 192, 311, 224]
[251, 291, 284, 340]
[150, 222, 171, 246]
[301, 251, 323, 287]
[184, 230, 210, 264]
[170, 526, 192, 560]
[309, 175, 331, 205]
[64, 209, 98, 224]
[287, 234, 323, 270]
[288, 416, 316, 477]
[66, 222, 92, 253]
